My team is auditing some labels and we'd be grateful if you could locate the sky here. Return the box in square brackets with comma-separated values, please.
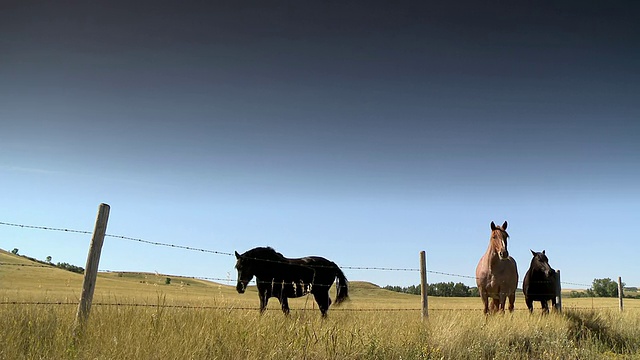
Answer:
[1, 1, 639, 291]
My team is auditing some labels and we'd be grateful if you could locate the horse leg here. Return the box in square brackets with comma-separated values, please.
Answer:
[259, 290, 269, 314]
[551, 296, 557, 312]
[498, 293, 507, 313]
[541, 300, 549, 314]
[525, 297, 534, 313]
[491, 298, 501, 313]
[279, 296, 290, 315]
[507, 292, 515, 313]
[313, 291, 331, 317]
[480, 291, 490, 314]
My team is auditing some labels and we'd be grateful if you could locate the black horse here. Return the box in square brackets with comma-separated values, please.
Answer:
[523, 249, 557, 313]
[234, 247, 349, 317]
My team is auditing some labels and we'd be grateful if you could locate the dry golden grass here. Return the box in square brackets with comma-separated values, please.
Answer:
[2, 249, 640, 359]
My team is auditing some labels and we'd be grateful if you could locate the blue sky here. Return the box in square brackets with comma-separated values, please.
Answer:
[1, 1, 639, 290]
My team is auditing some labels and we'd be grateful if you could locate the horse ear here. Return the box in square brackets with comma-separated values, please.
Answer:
[542, 250, 545, 255]
[502, 221, 508, 230]
[531, 249, 536, 256]
[491, 221, 497, 230]
[235, 251, 240, 259]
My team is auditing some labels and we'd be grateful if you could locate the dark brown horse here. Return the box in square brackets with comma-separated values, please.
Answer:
[234, 247, 349, 317]
[475, 221, 518, 314]
[523, 249, 557, 314]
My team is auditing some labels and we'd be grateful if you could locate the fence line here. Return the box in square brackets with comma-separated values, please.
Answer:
[1, 212, 631, 323]
[1, 221, 413, 271]
[0, 220, 594, 288]
[0, 264, 631, 310]
[0, 262, 577, 297]
[0, 221, 234, 256]
[0, 259, 590, 289]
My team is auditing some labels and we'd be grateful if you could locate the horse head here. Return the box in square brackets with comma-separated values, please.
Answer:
[234, 250, 254, 294]
[490, 221, 510, 260]
[530, 249, 553, 277]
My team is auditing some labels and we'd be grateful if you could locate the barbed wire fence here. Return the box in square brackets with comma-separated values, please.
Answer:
[0, 219, 594, 284]
[0, 216, 631, 315]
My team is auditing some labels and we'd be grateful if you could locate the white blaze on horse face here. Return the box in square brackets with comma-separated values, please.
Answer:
[497, 236, 508, 260]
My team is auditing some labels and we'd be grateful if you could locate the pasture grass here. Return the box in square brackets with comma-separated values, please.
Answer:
[2, 301, 640, 359]
[2, 249, 640, 359]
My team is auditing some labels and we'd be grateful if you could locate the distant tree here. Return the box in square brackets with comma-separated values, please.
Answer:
[165, 277, 171, 285]
[11, 248, 19, 255]
[591, 278, 623, 297]
[427, 282, 472, 297]
[384, 282, 476, 297]
[407, 284, 420, 295]
[429, 282, 451, 296]
[452, 282, 471, 297]
[569, 290, 592, 298]
[383, 285, 403, 293]
[382, 284, 421, 295]
[46, 256, 52, 263]
[56, 262, 84, 274]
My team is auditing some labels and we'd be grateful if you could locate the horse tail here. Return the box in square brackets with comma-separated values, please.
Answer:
[334, 265, 349, 305]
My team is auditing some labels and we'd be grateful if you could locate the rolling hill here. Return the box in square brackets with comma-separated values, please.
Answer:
[0, 248, 421, 310]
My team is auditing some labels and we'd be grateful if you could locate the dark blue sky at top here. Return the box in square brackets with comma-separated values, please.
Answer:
[3, 1, 638, 190]
[1, 1, 639, 287]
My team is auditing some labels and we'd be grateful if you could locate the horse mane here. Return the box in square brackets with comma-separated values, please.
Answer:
[244, 246, 286, 261]
[492, 228, 509, 239]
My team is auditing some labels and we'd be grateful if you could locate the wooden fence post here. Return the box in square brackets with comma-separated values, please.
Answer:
[419, 251, 428, 321]
[555, 269, 562, 313]
[618, 276, 624, 312]
[73, 203, 110, 336]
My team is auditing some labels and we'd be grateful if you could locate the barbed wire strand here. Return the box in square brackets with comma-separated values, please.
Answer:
[96, 269, 572, 290]
[0, 260, 592, 288]
[0, 265, 625, 307]
[0, 221, 430, 271]
[0, 221, 233, 256]
[0, 221, 596, 288]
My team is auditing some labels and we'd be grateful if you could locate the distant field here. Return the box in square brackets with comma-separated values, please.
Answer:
[2, 248, 636, 312]
[2, 248, 640, 359]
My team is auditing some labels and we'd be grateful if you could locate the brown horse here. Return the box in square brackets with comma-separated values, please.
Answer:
[475, 221, 518, 314]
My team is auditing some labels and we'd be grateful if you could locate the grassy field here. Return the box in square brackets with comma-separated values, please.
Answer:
[2, 249, 640, 359]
